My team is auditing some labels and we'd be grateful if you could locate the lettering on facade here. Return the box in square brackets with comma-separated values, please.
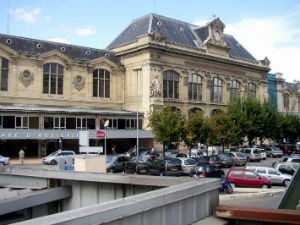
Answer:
[0, 130, 79, 139]
[184, 60, 246, 76]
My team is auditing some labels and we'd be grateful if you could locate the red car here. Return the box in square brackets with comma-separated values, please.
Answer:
[227, 168, 272, 189]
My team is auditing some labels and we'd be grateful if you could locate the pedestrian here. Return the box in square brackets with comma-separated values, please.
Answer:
[111, 144, 116, 155]
[18, 148, 25, 164]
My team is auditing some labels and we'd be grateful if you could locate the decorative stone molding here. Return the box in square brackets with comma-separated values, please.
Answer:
[150, 29, 165, 42]
[150, 75, 161, 98]
[72, 75, 85, 91]
[19, 70, 34, 87]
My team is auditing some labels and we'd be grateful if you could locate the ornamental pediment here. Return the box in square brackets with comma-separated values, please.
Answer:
[37, 49, 73, 64]
[89, 57, 120, 69]
[0, 43, 18, 58]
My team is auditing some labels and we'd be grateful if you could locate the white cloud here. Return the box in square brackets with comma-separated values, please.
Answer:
[225, 15, 300, 82]
[9, 7, 45, 24]
[48, 37, 71, 44]
[75, 25, 97, 37]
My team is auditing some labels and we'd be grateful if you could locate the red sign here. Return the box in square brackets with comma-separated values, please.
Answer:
[96, 130, 105, 137]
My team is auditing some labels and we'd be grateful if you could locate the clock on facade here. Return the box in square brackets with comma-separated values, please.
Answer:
[213, 30, 221, 41]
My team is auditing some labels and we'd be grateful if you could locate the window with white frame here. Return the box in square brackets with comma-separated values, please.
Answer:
[126, 119, 136, 129]
[54, 117, 66, 129]
[76, 117, 87, 130]
[15, 116, 29, 129]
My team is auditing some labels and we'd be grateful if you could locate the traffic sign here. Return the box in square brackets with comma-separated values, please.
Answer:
[96, 130, 105, 137]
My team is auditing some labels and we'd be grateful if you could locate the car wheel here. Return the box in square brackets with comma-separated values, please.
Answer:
[230, 182, 236, 188]
[261, 184, 269, 189]
[283, 179, 290, 187]
[50, 160, 57, 165]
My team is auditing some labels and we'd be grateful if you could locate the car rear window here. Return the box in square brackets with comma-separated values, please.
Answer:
[167, 159, 181, 166]
[184, 158, 196, 165]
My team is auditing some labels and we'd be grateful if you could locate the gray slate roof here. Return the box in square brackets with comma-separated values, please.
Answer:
[107, 13, 256, 61]
[0, 33, 121, 66]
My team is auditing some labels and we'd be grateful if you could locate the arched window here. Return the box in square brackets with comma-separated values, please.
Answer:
[0, 57, 9, 91]
[43, 63, 64, 94]
[163, 70, 179, 99]
[283, 93, 289, 111]
[211, 77, 223, 103]
[93, 69, 110, 98]
[230, 80, 240, 102]
[188, 74, 202, 101]
[247, 83, 256, 98]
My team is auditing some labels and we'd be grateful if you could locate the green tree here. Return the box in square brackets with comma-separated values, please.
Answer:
[148, 106, 185, 156]
[182, 110, 210, 156]
[208, 111, 240, 150]
[278, 113, 300, 143]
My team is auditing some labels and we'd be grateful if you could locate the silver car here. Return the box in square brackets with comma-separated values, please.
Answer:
[42, 150, 76, 165]
[246, 166, 292, 186]
[0, 155, 10, 165]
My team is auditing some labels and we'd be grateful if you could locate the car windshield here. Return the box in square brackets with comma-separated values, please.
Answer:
[48, 151, 59, 156]
[272, 147, 281, 151]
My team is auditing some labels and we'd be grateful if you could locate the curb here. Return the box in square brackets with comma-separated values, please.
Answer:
[219, 188, 285, 201]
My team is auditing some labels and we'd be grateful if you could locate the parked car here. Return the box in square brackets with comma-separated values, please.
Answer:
[0, 155, 10, 165]
[209, 153, 235, 168]
[42, 150, 76, 165]
[125, 155, 149, 175]
[273, 162, 299, 176]
[193, 156, 210, 166]
[278, 143, 294, 155]
[148, 158, 182, 176]
[264, 147, 283, 158]
[258, 149, 267, 160]
[106, 155, 130, 173]
[170, 153, 188, 158]
[125, 146, 150, 158]
[246, 166, 292, 186]
[190, 164, 225, 178]
[239, 148, 261, 162]
[227, 152, 247, 166]
[190, 147, 207, 157]
[282, 157, 300, 163]
[227, 168, 272, 188]
[224, 148, 237, 154]
[177, 157, 197, 175]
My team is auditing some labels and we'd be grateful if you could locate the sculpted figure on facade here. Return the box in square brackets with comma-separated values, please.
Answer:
[150, 75, 161, 98]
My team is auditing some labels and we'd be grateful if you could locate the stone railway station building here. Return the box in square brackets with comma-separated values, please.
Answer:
[0, 13, 298, 157]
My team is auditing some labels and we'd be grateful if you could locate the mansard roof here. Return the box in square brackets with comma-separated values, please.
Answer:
[0, 33, 121, 66]
[107, 13, 256, 61]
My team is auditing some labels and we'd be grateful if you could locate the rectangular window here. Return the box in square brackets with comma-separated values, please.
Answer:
[15, 116, 29, 129]
[76, 117, 87, 130]
[54, 117, 66, 130]
[1, 58, 9, 91]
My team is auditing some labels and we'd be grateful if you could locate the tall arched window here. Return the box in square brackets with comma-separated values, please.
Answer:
[0, 57, 9, 91]
[211, 77, 223, 103]
[247, 83, 256, 98]
[283, 93, 289, 111]
[93, 69, 110, 98]
[188, 74, 202, 101]
[43, 63, 64, 94]
[163, 70, 179, 99]
[230, 80, 240, 102]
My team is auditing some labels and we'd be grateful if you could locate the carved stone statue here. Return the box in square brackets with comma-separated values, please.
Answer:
[150, 75, 161, 98]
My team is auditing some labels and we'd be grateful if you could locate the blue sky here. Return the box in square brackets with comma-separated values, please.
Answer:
[0, 0, 299, 82]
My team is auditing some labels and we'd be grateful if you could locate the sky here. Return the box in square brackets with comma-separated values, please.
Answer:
[0, 0, 299, 83]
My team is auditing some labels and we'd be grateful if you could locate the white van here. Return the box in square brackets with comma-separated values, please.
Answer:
[42, 150, 76, 165]
[239, 148, 261, 162]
